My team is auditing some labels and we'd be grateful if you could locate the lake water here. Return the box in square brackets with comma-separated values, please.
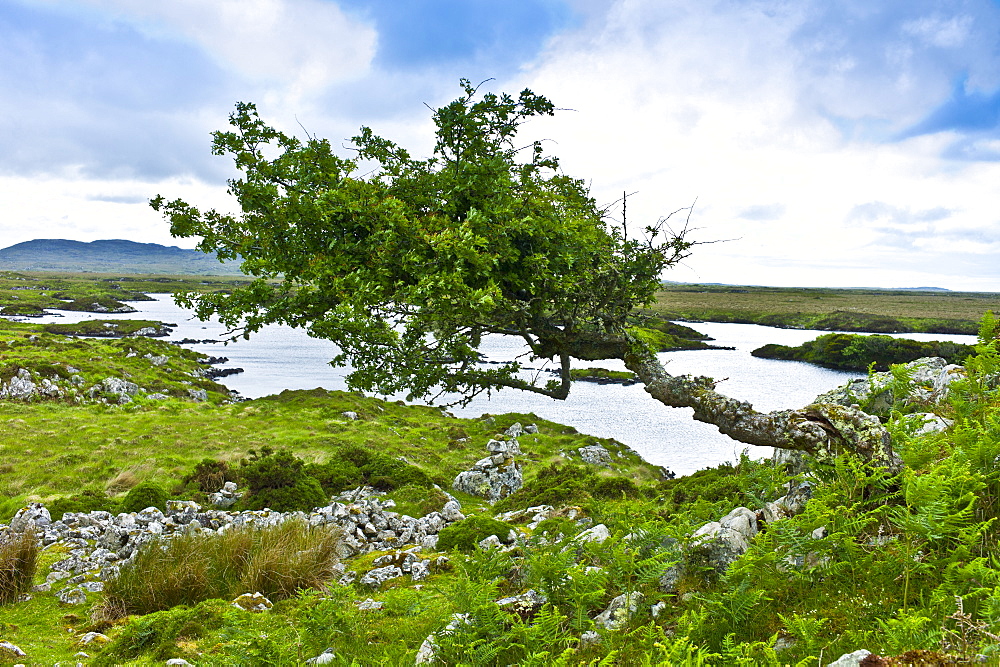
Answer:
[21, 295, 979, 475]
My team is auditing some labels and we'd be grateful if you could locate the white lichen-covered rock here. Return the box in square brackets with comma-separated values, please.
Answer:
[815, 357, 965, 416]
[594, 591, 644, 630]
[575, 523, 611, 544]
[826, 649, 872, 666]
[690, 507, 758, 570]
[578, 444, 612, 467]
[232, 592, 273, 612]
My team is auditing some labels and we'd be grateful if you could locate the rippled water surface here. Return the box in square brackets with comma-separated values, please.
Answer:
[27, 295, 978, 475]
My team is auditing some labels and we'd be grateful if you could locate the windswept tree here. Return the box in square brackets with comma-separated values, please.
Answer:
[152, 80, 895, 468]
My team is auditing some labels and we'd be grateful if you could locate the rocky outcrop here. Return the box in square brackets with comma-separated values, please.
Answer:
[815, 356, 965, 417]
[452, 423, 530, 503]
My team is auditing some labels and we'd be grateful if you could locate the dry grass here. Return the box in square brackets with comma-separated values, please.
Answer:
[100, 519, 342, 617]
[0, 529, 39, 604]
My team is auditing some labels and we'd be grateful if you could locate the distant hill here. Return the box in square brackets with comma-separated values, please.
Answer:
[0, 239, 243, 275]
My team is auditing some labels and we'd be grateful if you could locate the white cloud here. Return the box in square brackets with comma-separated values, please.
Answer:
[501, 0, 1000, 290]
[902, 14, 973, 49]
[24, 0, 377, 107]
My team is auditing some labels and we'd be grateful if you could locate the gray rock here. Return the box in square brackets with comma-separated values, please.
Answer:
[575, 523, 611, 544]
[453, 459, 523, 503]
[355, 598, 383, 610]
[415, 613, 470, 664]
[504, 422, 524, 438]
[0, 640, 26, 657]
[102, 377, 140, 403]
[306, 648, 337, 664]
[440, 499, 464, 522]
[343, 411, 359, 420]
[56, 587, 87, 605]
[10, 503, 51, 532]
[578, 444, 612, 467]
[360, 565, 403, 589]
[187, 388, 208, 402]
[1, 368, 37, 399]
[826, 649, 872, 667]
[690, 507, 758, 570]
[594, 591, 644, 629]
[496, 589, 547, 614]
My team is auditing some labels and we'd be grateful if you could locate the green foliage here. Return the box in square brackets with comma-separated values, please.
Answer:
[306, 443, 435, 493]
[436, 515, 517, 552]
[0, 529, 38, 605]
[184, 458, 236, 493]
[119, 481, 168, 514]
[752, 332, 975, 371]
[100, 519, 341, 617]
[236, 449, 328, 512]
[153, 79, 693, 404]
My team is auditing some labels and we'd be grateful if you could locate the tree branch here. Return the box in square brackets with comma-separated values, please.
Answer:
[621, 337, 900, 470]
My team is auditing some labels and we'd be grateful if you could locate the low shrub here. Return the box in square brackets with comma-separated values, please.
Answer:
[492, 463, 596, 513]
[437, 515, 516, 552]
[119, 481, 168, 514]
[0, 530, 38, 604]
[100, 519, 342, 617]
[236, 449, 328, 512]
[184, 458, 236, 493]
[307, 444, 435, 494]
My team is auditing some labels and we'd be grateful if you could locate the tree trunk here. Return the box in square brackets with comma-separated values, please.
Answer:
[623, 344, 900, 471]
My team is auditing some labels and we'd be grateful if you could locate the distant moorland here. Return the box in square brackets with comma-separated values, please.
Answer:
[0, 239, 243, 275]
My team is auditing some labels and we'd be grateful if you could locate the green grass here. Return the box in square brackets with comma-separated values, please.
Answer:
[650, 283, 1000, 334]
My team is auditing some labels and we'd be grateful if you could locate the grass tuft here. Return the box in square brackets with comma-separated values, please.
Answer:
[100, 519, 342, 617]
[0, 529, 39, 604]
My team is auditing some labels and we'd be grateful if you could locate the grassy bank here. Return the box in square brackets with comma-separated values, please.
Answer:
[649, 283, 1000, 334]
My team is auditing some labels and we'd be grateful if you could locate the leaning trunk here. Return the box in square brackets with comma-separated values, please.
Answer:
[622, 342, 900, 471]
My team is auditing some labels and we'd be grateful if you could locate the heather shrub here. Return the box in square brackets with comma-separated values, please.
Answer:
[100, 519, 342, 616]
[119, 481, 169, 514]
[236, 449, 327, 512]
[307, 443, 435, 493]
[0, 529, 38, 604]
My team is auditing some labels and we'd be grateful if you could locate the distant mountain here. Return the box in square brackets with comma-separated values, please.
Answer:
[0, 239, 243, 275]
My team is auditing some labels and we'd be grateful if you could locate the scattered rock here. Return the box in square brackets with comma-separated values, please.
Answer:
[306, 648, 337, 664]
[594, 591, 643, 630]
[577, 444, 612, 467]
[232, 592, 273, 612]
[575, 523, 611, 544]
[826, 649, 873, 667]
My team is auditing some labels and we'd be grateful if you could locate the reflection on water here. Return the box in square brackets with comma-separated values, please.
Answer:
[19, 295, 978, 475]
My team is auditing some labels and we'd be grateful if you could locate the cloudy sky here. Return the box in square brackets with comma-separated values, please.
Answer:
[2, 0, 1000, 290]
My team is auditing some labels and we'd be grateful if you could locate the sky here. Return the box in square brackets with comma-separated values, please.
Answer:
[2, 1, 1000, 291]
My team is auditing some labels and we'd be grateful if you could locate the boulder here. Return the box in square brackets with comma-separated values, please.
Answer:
[690, 507, 758, 570]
